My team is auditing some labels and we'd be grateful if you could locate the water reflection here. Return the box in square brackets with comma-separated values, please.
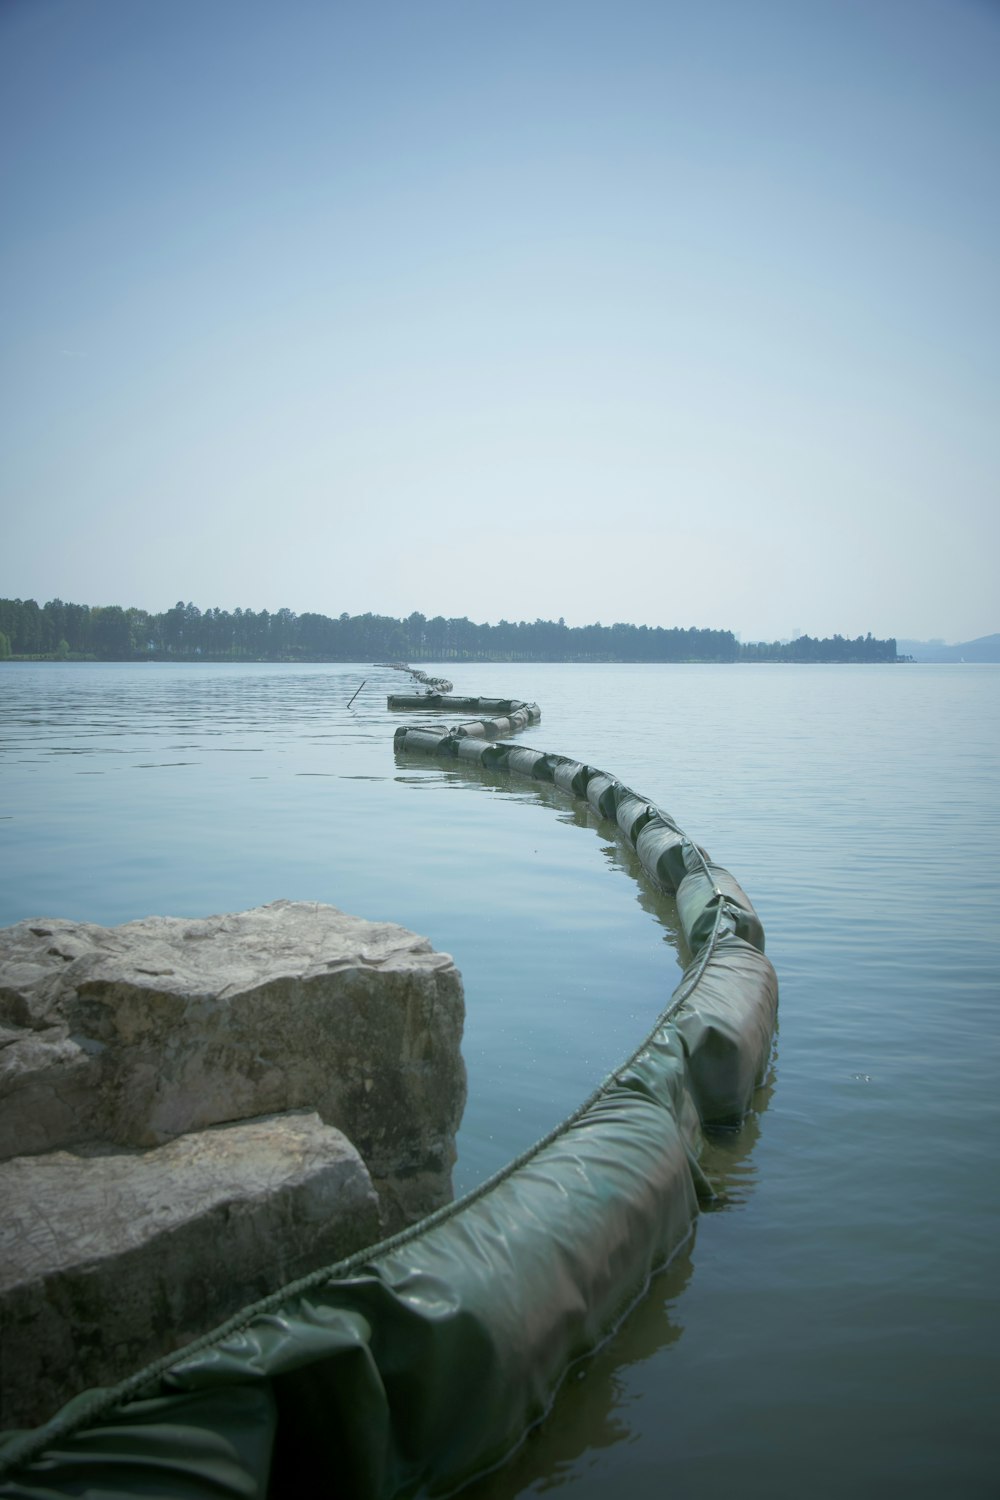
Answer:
[400, 751, 686, 959]
[0, 663, 395, 761]
[460, 1075, 776, 1498]
[698, 1057, 777, 1209]
[462, 1243, 696, 1498]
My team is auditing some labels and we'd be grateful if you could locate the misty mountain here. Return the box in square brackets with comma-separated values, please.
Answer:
[897, 634, 1000, 663]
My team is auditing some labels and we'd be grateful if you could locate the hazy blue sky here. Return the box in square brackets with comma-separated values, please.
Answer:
[2, 0, 997, 642]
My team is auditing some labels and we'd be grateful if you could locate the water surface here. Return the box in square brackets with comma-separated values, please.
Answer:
[2, 660, 997, 1497]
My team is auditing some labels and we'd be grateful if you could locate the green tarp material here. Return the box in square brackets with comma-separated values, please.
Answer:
[1, 723, 778, 1500]
[502, 747, 553, 781]
[673, 936, 777, 1125]
[676, 864, 765, 956]
[551, 758, 591, 797]
[613, 790, 655, 844]
[635, 816, 691, 891]
[387, 697, 532, 716]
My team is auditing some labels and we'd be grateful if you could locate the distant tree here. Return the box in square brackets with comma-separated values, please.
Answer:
[18, 599, 42, 655]
[127, 608, 152, 655]
[162, 601, 186, 654]
[91, 605, 131, 659]
[63, 601, 92, 654]
[271, 607, 296, 656]
[406, 612, 427, 657]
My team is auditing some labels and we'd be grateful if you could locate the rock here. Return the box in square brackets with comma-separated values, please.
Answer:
[0, 900, 467, 1226]
[0, 1112, 379, 1429]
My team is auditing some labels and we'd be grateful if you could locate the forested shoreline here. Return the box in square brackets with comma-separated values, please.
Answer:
[0, 598, 898, 664]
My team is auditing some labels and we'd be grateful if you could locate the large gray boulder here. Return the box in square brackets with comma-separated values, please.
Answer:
[0, 900, 467, 1226]
[0, 902, 467, 1429]
[0, 1112, 379, 1429]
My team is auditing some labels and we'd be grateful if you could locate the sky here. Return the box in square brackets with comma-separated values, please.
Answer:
[1, 0, 997, 644]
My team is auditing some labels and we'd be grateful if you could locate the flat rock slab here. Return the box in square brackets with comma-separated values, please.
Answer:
[0, 900, 467, 1224]
[0, 1112, 380, 1430]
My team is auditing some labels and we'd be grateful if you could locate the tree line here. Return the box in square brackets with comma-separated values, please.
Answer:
[0, 597, 898, 664]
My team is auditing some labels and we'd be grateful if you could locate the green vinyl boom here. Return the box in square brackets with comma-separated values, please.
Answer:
[0, 669, 777, 1500]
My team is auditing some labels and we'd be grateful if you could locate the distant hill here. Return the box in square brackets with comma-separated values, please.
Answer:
[897, 634, 1000, 663]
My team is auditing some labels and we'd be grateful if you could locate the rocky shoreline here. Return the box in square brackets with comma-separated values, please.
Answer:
[0, 900, 466, 1428]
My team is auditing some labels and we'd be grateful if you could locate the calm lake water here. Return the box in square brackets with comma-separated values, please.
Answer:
[1, 660, 998, 1498]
